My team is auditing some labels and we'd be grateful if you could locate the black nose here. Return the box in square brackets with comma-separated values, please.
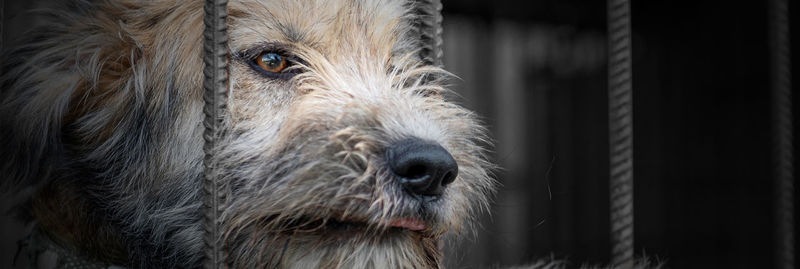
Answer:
[386, 138, 458, 197]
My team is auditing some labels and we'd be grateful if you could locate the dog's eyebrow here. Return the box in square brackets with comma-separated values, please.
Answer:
[236, 42, 293, 60]
[277, 24, 304, 44]
[253, 5, 306, 43]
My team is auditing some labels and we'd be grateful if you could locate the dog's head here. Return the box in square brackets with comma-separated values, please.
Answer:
[0, 0, 494, 268]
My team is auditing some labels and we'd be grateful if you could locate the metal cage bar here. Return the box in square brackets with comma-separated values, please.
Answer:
[770, 0, 794, 268]
[416, 0, 444, 67]
[1, 0, 4, 54]
[608, 0, 634, 267]
[202, 0, 230, 268]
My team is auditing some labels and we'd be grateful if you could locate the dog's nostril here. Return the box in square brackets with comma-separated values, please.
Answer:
[404, 164, 428, 179]
[441, 171, 456, 186]
[387, 138, 459, 197]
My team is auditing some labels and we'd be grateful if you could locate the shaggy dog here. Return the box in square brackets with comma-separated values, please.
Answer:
[0, 0, 494, 268]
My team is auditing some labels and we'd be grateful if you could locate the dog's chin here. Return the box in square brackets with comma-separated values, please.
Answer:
[271, 219, 443, 269]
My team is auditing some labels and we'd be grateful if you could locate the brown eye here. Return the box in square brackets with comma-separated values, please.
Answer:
[256, 52, 288, 73]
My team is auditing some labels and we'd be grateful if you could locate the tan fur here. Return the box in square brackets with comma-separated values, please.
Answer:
[1, 0, 495, 268]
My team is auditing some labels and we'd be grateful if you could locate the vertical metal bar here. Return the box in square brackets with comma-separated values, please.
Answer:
[417, 0, 443, 67]
[1, 0, 4, 54]
[0, 0, 4, 77]
[202, 0, 229, 268]
[608, 0, 634, 267]
[770, 0, 794, 268]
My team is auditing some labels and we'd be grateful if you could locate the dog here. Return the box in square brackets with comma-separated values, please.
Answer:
[0, 0, 495, 267]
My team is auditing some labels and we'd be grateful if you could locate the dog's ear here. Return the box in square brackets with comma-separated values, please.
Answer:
[1, 1, 205, 193]
[0, 3, 143, 192]
[0, 9, 100, 191]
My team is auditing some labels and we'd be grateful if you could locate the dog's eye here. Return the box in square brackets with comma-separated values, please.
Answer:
[255, 52, 288, 73]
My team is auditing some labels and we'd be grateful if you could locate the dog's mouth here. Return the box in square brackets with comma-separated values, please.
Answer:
[266, 215, 431, 237]
[387, 217, 427, 231]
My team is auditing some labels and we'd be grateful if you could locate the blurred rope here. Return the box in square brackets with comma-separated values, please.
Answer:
[416, 0, 443, 67]
[202, 0, 229, 268]
[770, 0, 794, 268]
[607, 0, 634, 268]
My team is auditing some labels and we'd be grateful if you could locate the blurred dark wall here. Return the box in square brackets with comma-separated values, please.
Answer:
[441, 0, 798, 268]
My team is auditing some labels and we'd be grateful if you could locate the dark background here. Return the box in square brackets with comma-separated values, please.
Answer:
[1, 0, 798, 268]
[439, 0, 798, 268]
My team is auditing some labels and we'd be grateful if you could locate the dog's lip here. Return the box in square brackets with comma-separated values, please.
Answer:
[264, 214, 440, 239]
[272, 215, 429, 232]
[388, 218, 427, 231]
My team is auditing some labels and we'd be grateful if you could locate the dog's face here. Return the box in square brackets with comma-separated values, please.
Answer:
[1, 0, 493, 268]
[220, 1, 493, 267]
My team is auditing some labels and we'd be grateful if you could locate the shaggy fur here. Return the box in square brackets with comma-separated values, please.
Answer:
[0, 0, 494, 268]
